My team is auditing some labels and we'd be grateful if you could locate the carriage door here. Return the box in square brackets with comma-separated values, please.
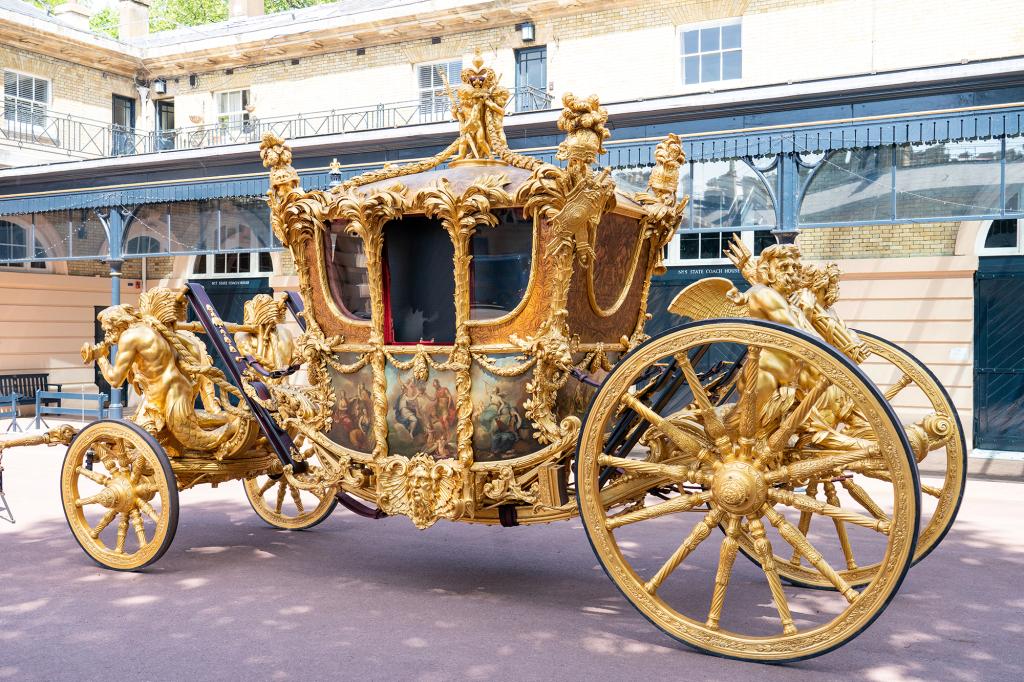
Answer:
[974, 255, 1024, 450]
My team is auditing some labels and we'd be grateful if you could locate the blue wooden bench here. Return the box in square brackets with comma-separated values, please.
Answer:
[33, 391, 108, 429]
[0, 393, 19, 432]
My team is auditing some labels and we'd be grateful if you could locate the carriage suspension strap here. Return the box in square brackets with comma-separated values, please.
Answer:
[183, 283, 305, 473]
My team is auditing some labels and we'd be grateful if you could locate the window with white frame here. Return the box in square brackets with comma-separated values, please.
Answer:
[0, 221, 47, 269]
[978, 218, 1023, 255]
[3, 71, 50, 127]
[417, 60, 461, 122]
[666, 229, 775, 266]
[216, 89, 250, 127]
[191, 221, 273, 278]
[680, 21, 741, 86]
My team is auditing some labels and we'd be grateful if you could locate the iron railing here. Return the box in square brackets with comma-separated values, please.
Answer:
[0, 86, 553, 162]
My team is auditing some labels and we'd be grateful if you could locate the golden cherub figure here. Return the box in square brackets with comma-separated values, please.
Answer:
[446, 51, 511, 162]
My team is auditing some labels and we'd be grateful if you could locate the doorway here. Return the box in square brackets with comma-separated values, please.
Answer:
[112, 94, 136, 156]
[155, 99, 175, 151]
[514, 46, 547, 112]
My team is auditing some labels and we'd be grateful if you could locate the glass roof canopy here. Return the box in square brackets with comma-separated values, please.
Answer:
[3, 102, 1024, 265]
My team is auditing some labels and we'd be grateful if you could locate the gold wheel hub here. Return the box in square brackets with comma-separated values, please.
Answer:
[105, 475, 138, 513]
[711, 462, 767, 515]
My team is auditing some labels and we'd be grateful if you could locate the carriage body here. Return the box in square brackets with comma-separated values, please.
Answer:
[0, 53, 967, 663]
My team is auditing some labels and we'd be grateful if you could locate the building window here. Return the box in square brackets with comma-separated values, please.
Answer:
[514, 46, 547, 112]
[681, 21, 741, 85]
[216, 89, 250, 127]
[0, 221, 47, 269]
[125, 235, 162, 256]
[417, 60, 461, 123]
[192, 251, 273, 278]
[3, 70, 50, 127]
[668, 229, 774, 266]
[979, 218, 1023, 255]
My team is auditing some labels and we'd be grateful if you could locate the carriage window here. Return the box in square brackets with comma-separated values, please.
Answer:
[470, 208, 533, 319]
[385, 216, 455, 344]
[326, 227, 371, 319]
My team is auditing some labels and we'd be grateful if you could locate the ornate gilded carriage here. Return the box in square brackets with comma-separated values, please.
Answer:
[1, 54, 966, 663]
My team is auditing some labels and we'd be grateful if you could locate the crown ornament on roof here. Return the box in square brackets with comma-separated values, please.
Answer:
[445, 49, 511, 165]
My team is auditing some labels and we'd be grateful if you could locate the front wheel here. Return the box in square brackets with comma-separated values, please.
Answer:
[61, 420, 179, 571]
[575, 319, 919, 663]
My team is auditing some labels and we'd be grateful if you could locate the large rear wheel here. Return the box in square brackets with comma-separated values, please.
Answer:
[575, 319, 919, 662]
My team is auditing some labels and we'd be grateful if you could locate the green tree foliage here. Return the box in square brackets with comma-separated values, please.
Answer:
[89, 6, 119, 39]
[75, 0, 336, 40]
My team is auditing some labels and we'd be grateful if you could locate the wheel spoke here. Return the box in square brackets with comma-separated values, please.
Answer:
[90, 509, 118, 539]
[766, 448, 879, 485]
[275, 480, 287, 514]
[257, 478, 276, 496]
[769, 489, 890, 534]
[134, 483, 161, 497]
[841, 478, 889, 521]
[76, 489, 115, 508]
[115, 514, 129, 554]
[288, 484, 304, 515]
[129, 509, 147, 549]
[618, 393, 714, 466]
[883, 374, 913, 402]
[748, 515, 797, 635]
[764, 377, 830, 456]
[137, 498, 160, 524]
[677, 354, 731, 452]
[76, 466, 110, 486]
[823, 481, 858, 570]
[606, 490, 711, 530]
[598, 454, 710, 486]
[733, 347, 761, 459]
[790, 481, 816, 567]
[644, 508, 724, 594]
[706, 516, 741, 630]
[762, 505, 858, 602]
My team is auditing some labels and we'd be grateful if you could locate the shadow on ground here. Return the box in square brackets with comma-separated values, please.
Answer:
[1, 478, 1022, 681]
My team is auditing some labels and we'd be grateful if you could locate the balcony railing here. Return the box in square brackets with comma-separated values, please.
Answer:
[0, 86, 553, 163]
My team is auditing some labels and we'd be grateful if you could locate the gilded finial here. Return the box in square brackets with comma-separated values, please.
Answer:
[648, 133, 685, 200]
[556, 93, 610, 168]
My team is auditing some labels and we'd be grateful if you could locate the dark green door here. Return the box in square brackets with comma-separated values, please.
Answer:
[974, 256, 1024, 450]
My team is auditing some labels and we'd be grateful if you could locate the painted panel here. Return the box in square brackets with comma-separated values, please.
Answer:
[327, 356, 375, 455]
[470, 355, 540, 463]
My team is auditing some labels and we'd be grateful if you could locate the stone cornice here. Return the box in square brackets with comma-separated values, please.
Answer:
[0, 8, 142, 77]
[1, 0, 646, 79]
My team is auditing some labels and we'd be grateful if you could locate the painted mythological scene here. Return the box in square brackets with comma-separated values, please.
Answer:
[386, 366, 459, 458]
[471, 357, 541, 462]
[327, 359, 376, 454]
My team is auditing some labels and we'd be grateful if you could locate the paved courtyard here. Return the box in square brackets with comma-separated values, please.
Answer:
[1, 430, 1022, 681]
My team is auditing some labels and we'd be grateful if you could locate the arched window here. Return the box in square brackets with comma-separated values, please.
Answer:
[978, 218, 1023, 256]
[125, 235, 161, 256]
[0, 220, 47, 270]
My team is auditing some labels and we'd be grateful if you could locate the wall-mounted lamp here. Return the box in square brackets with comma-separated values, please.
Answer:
[356, 47, 366, 56]
[431, 36, 441, 45]
[153, 78, 167, 95]
[517, 21, 536, 42]
[189, 74, 198, 88]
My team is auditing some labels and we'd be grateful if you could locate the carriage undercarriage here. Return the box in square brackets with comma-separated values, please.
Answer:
[0, 54, 965, 663]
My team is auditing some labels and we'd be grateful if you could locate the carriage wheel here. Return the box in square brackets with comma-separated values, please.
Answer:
[856, 330, 966, 565]
[61, 420, 178, 571]
[750, 330, 966, 590]
[576, 319, 919, 662]
[243, 473, 337, 530]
